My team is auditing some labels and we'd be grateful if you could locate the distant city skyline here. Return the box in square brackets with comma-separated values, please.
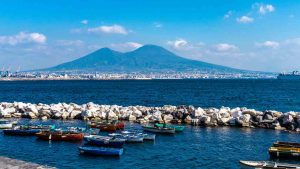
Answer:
[0, 0, 299, 72]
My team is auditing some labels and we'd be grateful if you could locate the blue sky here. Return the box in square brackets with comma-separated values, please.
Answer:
[0, 0, 300, 72]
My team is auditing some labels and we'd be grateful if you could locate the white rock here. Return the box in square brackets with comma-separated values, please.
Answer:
[193, 107, 205, 117]
[128, 115, 136, 121]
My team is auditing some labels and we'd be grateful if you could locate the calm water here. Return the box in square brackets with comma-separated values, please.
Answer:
[0, 79, 300, 169]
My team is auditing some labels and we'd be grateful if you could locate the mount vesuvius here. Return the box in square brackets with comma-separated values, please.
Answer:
[43, 45, 242, 73]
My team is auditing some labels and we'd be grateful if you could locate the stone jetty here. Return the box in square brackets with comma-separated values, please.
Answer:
[0, 102, 300, 132]
[0, 156, 55, 169]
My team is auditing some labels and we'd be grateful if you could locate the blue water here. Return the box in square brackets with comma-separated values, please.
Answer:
[0, 79, 300, 169]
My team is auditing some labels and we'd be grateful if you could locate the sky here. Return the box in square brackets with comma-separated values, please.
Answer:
[0, 0, 300, 72]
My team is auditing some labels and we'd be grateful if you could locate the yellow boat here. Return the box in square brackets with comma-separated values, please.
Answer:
[269, 146, 300, 158]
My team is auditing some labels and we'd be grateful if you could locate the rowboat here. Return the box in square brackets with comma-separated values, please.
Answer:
[89, 121, 125, 131]
[78, 146, 123, 156]
[138, 133, 156, 141]
[84, 135, 125, 148]
[273, 142, 300, 148]
[35, 131, 84, 141]
[120, 131, 155, 141]
[142, 125, 175, 134]
[240, 160, 300, 169]
[108, 133, 144, 143]
[155, 123, 185, 132]
[0, 120, 13, 129]
[269, 146, 300, 158]
[3, 128, 41, 136]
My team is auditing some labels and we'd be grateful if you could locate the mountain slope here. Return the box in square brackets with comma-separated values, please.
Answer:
[44, 44, 241, 72]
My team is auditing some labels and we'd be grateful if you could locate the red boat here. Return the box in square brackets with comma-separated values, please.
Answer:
[35, 131, 84, 141]
[89, 121, 125, 131]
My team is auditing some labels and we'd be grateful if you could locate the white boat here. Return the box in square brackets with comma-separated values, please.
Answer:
[108, 133, 144, 143]
[121, 130, 155, 141]
[277, 71, 300, 80]
[240, 160, 300, 169]
[0, 120, 13, 129]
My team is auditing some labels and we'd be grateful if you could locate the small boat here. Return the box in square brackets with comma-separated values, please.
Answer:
[273, 142, 300, 148]
[89, 121, 125, 132]
[3, 126, 41, 136]
[269, 146, 300, 159]
[142, 125, 175, 134]
[141, 133, 156, 141]
[108, 133, 144, 143]
[84, 135, 125, 148]
[78, 146, 123, 156]
[155, 123, 185, 132]
[121, 131, 155, 141]
[240, 160, 300, 169]
[0, 120, 13, 129]
[35, 131, 84, 141]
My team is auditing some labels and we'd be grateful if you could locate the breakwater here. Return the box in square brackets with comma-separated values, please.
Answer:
[1, 102, 299, 132]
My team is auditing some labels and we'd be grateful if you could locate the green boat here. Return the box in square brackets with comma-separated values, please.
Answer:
[155, 124, 185, 132]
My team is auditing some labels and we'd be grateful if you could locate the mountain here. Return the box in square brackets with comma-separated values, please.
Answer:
[43, 45, 242, 73]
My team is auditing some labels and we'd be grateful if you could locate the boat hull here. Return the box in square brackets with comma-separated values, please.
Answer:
[142, 126, 175, 134]
[85, 136, 125, 148]
[36, 132, 84, 141]
[155, 124, 185, 132]
[78, 146, 123, 156]
[0, 124, 13, 129]
[3, 129, 41, 136]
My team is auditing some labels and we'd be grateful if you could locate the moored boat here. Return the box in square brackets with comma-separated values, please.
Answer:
[269, 146, 300, 159]
[35, 131, 84, 141]
[88, 121, 125, 131]
[240, 160, 300, 169]
[108, 133, 144, 143]
[78, 146, 123, 156]
[3, 127, 41, 136]
[142, 125, 175, 134]
[84, 135, 125, 148]
[141, 133, 156, 141]
[269, 141, 300, 159]
[0, 120, 13, 129]
[120, 130, 155, 141]
[155, 123, 185, 132]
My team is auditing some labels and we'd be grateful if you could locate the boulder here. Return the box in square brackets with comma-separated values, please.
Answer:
[163, 114, 173, 123]
[128, 115, 136, 121]
[193, 107, 205, 117]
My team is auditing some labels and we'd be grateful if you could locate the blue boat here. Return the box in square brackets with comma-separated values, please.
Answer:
[78, 146, 123, 156]
[84, 135, 125, 148]
[3, 129, 41, 136]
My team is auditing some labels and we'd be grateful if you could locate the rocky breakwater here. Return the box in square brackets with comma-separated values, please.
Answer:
[0, 102, 300, 132]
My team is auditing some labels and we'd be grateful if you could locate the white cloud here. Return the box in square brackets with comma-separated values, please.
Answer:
[0, 32, 46, 45]
[214, 43, 238, 52]
[80, 20, 88, 25]
[224, 11, 233, 19]
[153, 22, 163, 28]
[88, 24, 128, 35]
[167, 39, 189, 49]
[236, 16, 254, 23]
[256, 41, 279, 49]
[110, 42, 143, 52]
[56, 40, 84, 47]
[258, 4, 275, 15]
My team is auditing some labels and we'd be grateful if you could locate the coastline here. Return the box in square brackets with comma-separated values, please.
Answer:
[0, 102, 299, 132]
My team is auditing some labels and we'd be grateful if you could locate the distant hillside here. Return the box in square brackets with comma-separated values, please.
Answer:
[43, 45, 243, 73]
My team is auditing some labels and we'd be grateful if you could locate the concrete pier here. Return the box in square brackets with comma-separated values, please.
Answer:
[0, 156, 55, 169]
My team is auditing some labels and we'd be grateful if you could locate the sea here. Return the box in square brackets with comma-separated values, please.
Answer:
[0, 79, 300, 169]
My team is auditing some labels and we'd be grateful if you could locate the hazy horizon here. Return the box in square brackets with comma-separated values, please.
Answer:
[0, 0, 299, 72]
